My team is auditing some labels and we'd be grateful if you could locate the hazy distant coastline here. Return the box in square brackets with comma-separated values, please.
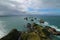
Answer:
[0, 14, 60, 17]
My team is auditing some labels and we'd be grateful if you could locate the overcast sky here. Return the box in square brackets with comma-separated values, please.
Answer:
[0, 0, 60, 15]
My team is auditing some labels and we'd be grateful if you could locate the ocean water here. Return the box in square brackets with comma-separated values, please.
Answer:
[0, 15, 60, 40]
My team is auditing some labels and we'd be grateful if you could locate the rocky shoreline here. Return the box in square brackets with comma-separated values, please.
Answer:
[0, 23, 60, 40]
[0, 18, 60, 40]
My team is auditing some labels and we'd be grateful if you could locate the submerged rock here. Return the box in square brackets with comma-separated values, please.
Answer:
[30, 19, 34, 21]
[34, 18, 37, 20]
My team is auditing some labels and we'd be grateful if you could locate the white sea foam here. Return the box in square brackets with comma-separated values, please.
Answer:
[43, 21, 49, 26]
[0, 21, 7, 38]
[43, 21, 60, 31]
[50, 25, 60, 31]
[0, 30, 6, 38]
[37, 21, 60, 32]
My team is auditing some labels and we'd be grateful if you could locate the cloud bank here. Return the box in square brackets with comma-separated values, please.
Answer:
[0, 0, 60, 15]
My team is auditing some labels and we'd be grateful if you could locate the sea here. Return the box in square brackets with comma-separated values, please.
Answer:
[0, 15, 60, 40]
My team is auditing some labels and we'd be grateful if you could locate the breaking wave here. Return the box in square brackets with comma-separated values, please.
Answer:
[44, 21, 60, 31]
[0, 21, 7, 38]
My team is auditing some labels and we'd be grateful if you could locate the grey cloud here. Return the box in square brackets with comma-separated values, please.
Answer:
[0, 0, 60, 15]
[0, 0, 25, 15]
[42, 0, 60, 8]
[31, 0, 60, 9]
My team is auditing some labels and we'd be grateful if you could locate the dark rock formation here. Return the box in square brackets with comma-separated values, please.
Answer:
[27, 23, 31, 29]
[39, 19, 44, 23]
[0, 29, 20, 40]
[47, 27, 60, 35]
[24, 17, 28, 21]
[30, 19, 34, 21]
[34, 18, 37, 20]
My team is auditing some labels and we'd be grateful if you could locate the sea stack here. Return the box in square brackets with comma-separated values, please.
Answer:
[40, 19, 44, 23]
